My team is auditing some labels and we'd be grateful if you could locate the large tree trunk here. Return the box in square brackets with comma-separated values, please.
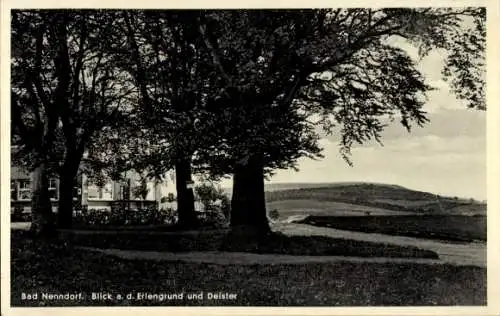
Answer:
[30, 162, 56, 236]
[230, 154, 270, 234]
[57, 153, 81, 229]
[175, 157, 198, 229]
[57, 173, 75, 229]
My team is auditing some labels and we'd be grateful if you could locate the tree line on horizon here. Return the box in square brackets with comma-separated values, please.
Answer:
[10, 8, 485, 238]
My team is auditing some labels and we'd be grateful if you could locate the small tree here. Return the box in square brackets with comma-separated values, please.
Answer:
[194, 183, 228, 212]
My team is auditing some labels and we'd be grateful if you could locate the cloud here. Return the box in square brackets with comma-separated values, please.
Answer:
[321, 108, 486, 146]
[269, 131, 486, 200]
[382, 108, 485, 140]
[369, 134, 486, 155]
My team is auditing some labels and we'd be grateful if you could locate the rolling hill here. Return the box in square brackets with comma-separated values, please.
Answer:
[260, 182, 486, 218]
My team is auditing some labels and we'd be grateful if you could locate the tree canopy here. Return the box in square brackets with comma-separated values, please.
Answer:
[196, 8, 485, 167]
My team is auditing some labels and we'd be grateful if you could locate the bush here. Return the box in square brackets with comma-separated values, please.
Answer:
[197, 211, 229, 229]
[71, 205, 232, 229]
[195, 183, 227, 210]
[73, 207, 177, 227]
[194, 182, 231, 226]
[11, 205, 29, 222]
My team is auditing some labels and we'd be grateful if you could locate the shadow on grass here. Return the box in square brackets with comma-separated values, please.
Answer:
[51, 228, 439, 259]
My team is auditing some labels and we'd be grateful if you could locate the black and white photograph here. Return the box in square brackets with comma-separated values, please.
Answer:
[1, 2, 497, 312]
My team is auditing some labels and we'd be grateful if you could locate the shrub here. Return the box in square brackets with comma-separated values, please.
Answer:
[269, 208, 280, 221]
[197, 210, 229, 229]
[73, 207, 177, 227]
[194, 182, 231, 225]
[11, 205, 28, 222]
[195, 184, 216, 207]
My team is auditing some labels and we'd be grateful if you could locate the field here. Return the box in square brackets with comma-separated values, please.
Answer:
[267, 199, 414, 217]
[297, 215, 486, 243]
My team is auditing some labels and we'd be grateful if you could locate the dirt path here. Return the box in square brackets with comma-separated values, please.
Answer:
[273, 223, 486, 267]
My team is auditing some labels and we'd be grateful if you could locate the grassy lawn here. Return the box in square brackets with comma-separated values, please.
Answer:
[298, 215, 486, 243]
[10, 231, 486, 306]
[57, 228, 438, 258]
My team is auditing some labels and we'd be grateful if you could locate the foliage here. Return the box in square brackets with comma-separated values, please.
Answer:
[198, 8, 485, 167]
[11, 205, 30, 222]
[11, 12, 66, 173]
[73, 207, 177, 226]
[194, 183, 226, 209]
[71, 206, 231, 228]
[11, 8, 487, 174]
[131, 176, 149, 200]
[417, 8, 486, 110]
[99, 11, 220, 180]
[11, 10, 137, 171]
[195, 10, 326, 175]
[196, 211, 229, 229]
[193, 182, 231, 226]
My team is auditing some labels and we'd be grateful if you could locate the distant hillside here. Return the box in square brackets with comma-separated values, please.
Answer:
[264, 182, 406, 192]
[262, 182, 486, 216]
[223, 182, 407, 196]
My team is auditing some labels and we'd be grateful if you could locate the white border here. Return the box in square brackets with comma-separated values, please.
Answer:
[1, 1, 499, 315]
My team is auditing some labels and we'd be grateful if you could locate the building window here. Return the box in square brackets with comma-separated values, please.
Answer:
[49, 178, 58, 200]
[88, 183, 113, 200]
[18, 179, 31, 200]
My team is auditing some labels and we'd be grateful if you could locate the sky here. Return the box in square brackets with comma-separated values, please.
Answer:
[221, 38, 487, 200]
